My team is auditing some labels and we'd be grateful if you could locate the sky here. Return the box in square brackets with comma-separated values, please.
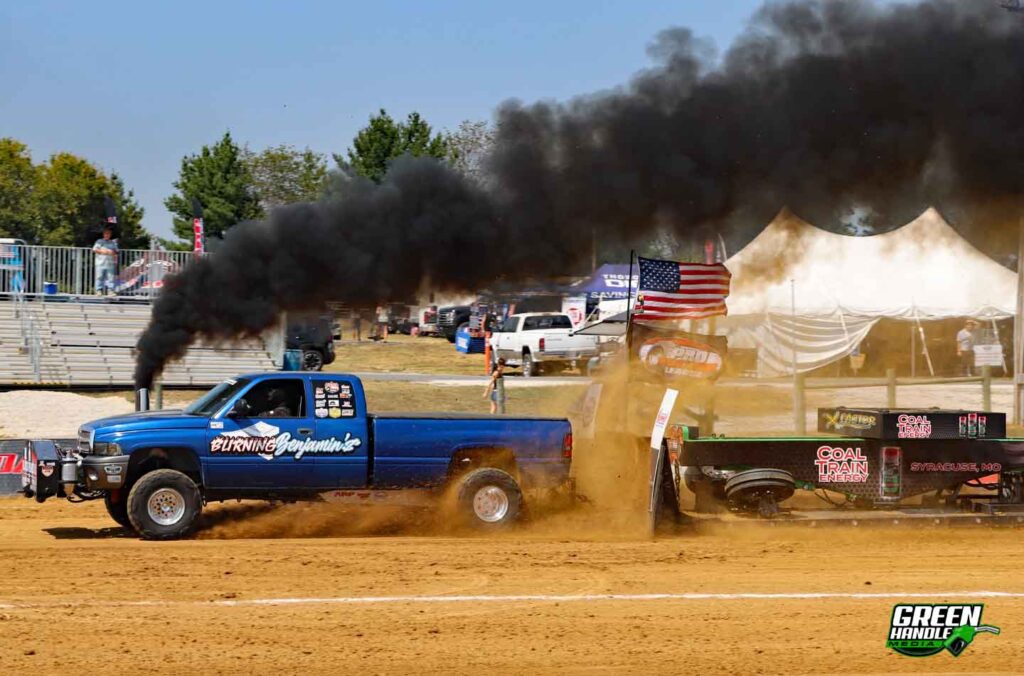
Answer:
[3, 0, 783, 241]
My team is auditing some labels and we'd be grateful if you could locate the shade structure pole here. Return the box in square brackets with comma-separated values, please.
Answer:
[1015, 215, 1024, 424]
[913, 310, 934, 377]
[791, 279, 805, 434]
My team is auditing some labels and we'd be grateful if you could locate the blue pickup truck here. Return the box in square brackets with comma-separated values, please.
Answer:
[22, 372, 573, 539]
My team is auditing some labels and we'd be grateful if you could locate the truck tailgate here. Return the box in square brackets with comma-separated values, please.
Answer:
[541, 332, 597, 356]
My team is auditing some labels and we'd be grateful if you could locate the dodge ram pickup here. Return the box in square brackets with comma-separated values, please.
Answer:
[490, 313, 599, 377]
[22, 372, 573, 539]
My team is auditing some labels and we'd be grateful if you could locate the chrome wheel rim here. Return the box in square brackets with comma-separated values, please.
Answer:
[147, 488, 186, 526]
[473, 486, 510, 523]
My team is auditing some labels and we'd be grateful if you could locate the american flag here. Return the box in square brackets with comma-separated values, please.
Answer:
[635, 256, 731, 320]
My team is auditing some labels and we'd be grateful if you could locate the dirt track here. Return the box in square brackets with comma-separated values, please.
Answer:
[0, 498, 1022, 675]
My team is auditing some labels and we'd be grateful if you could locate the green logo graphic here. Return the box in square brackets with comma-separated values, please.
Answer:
[887, 604, 1000, 657]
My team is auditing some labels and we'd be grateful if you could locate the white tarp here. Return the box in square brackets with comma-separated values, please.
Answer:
[719, 208, 1016, 376]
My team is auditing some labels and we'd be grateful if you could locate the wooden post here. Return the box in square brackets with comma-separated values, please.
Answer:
[1015, 214, 1024, 424]
[910, 325, 916, 378]
[496, 376, 506, 414]
[793, 372, 806, 435]
[886, 368, 897, 408]
[982, 365, 992, 412]
[154, 378, 163, 410]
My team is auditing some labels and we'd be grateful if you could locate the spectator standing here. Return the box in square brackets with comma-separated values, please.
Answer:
[483, 357, 507, 414]
[92, 227, 119, 296]
[351, 309, 362, 342]
[375, 305, 389, 342]
[956, 319, 978, 376]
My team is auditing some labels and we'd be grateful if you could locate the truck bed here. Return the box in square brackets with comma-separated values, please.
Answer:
[370, 414, 571, 489]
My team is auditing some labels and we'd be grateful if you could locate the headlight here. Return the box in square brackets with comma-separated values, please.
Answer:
[91, 442, 123, 456]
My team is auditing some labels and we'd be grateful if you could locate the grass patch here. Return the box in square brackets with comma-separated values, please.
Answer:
[324, 334, 489, 375]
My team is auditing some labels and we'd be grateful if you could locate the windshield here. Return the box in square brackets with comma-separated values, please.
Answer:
[184, 378, 250, 417]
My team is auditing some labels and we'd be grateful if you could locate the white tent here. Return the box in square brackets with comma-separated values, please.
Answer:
[720, 209, 1016, 376]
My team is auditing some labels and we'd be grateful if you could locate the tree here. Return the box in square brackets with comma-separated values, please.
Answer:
[447, 120, 494, 184]
[335, 109, 450, 183]
[32, 153, 148, 248]
[106, 173, 149, 249]
[0, 138, 39, 241]
[244, 144, 328, 210]
[0, 140, 148, 247]
[164, 131, 263, 243]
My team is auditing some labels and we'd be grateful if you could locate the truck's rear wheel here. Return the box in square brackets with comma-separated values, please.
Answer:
[455, 468, 522, 529]
[127, 469, 202, 540]
[104, 492, 133, 529]
[522, 351, 538, 377]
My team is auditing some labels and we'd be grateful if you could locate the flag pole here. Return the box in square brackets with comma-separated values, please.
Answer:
[623, 250, 636, 440]
[625, 250, 636, 350]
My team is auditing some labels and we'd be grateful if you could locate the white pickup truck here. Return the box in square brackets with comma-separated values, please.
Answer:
[490, 313, 599, 377]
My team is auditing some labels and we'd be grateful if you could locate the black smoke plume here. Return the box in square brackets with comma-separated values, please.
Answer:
[136, 0, 1024, 387]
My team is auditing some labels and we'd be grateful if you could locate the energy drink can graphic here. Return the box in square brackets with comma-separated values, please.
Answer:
[881, 446, 902, 499]
[968, 412, 978, 438]
[959, 415, 968, 437]
[979, 415, 987, 437]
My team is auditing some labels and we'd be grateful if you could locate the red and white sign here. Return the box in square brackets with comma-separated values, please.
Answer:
[649, 388, 679, 451]
[0, 453, 24, 474]
[815, 445, 868, 483]
[897, 414, 932, 439]
[561, 295, 587, 328]
[193, 217, 205, 255]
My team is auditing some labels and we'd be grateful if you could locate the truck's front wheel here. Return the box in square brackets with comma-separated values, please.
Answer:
[127, 469, 202, 540]
[455, 468, 523, 529]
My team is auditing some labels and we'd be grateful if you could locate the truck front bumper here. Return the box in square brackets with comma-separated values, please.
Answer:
[23, 440, 128, 502]
[79, 455, 129, 490]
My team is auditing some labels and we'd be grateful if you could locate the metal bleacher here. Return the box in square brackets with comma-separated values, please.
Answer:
[0, 299, 275, 387]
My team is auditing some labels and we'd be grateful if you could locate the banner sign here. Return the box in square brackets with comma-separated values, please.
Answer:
[974, 344, 1004, 368]
[561, 295, 588, 327]
[629, 323, 727, 383]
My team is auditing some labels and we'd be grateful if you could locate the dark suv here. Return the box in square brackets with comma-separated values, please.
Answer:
[286, 313, 337, 370]
[436, 305, 472, 343]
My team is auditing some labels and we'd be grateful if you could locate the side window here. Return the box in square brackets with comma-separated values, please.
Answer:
[500, 317, 519, 333]
[312, 379, 358, 419]
[243, 379, 306, 418]
[522, 316, 539, 330]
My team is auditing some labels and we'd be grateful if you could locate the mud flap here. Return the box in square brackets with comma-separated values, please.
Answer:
[649, 442, 688, 533]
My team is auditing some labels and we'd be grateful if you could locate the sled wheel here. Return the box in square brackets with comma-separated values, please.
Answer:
[724, 468, 795, 517]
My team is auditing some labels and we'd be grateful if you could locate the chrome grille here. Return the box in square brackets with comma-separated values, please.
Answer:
[77, 429, 91, 454]
[437, 309, 457, 326]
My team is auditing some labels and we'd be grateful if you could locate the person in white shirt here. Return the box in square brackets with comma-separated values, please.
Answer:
[956, 319, 978, 376]
[375, 305, 389, 342]
[92, 227, 119, 295]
